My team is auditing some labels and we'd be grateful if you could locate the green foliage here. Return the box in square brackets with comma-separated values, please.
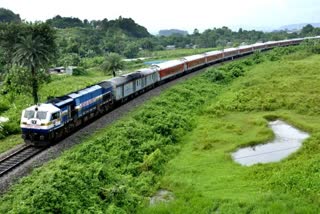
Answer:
[79, 56, 104, 69]
[251, 51, 264, 64]
[123, 42, 140, 58]
[0, 99, 9, 114]
[46, 15, 85, 29]
[142, 51, 320, 213]
[0, 121, 20, 139]
[0, 22, 57, 104]
[0, 8, 21, 23]
[101, 53, 125, 76]
[72, 67, 88, 76]
[301, 24, 315, 36]
[203, 68, 226, 82]
[3, 65, 50, 95]
[58, 53, 81, 67]
[305, 39, 320, 54]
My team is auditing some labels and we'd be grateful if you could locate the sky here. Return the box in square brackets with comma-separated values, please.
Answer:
[0, 0, 319, 34]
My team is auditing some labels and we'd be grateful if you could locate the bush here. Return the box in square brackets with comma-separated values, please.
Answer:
[0, 99, 10, 114]
[251, 52, 264, 64]
[72, 67, 88, 76]
[230, 66, 244, 78]
[79, 56, 104, 69]
[204, 68, 226, 82]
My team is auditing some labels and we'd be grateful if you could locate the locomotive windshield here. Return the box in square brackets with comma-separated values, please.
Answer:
[36, 111, 47, 120]
[24, 110, 35, 119]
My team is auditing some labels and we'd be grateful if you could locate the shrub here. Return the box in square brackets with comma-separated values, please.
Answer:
[251, 52, 264, 64]
[204, 68, 226, 82]
[79, 56, 104, 69]
[229, 66, 244, 78]
[0, 99, 10, 114]
[72, 67, 88, 76]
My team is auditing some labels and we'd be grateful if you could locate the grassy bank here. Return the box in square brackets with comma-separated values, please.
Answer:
[142, 52, 320, 213]
[0, 43, 319, 213]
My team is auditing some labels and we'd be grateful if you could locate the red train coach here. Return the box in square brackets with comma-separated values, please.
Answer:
[223, 47, 239, 59]
[238, 45, 253, 55]
[264, 41, 279, 49]
[152, 60, 186, 81]
[204, 50, 224, 64]
[252, 43, 266, 51]
[181, 54, 206, 71]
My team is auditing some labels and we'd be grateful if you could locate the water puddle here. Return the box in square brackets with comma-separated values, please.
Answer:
[232, 120, 309, 166]
[150, 189, 174, 205]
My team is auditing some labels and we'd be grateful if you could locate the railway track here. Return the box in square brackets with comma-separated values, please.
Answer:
[0, 145, 45, 177]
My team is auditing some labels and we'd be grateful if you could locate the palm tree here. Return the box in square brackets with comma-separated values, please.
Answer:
[101, 53, 125, 77]
[12, 25, 55, 104]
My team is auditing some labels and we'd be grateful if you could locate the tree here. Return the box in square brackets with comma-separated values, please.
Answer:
[123, 43, 140, 58]
[301, 24, 314, 36]
[101, 53, 125, 77]
[193, 28, 200, 36]
[10, 23, 57, 104]
[58, 53, 81, 67]
[46, 15, 84, 29]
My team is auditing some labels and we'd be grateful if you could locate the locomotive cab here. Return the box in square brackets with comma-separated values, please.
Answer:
[21, 104, 62, 145]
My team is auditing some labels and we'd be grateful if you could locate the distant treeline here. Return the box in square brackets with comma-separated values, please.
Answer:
[1, 7, 320, 61]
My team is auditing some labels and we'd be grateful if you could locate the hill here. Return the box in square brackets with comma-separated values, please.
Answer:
[46, 16, 151, 38]
[279, 23, 320, 31]
[0, 8, 21, 23]
[158, 29, 188, 36]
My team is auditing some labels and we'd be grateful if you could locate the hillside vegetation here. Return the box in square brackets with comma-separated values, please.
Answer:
[1, 42, 320, 213]
[142, 45, 320, 213]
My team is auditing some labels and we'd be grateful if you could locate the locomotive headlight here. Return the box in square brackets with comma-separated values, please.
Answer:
[41, 121, 52, 126]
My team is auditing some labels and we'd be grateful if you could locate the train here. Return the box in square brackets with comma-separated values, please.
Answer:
[20, 36, 320, 146]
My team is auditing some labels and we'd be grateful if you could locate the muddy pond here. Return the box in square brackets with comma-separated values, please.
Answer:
[232, 120, 309, 166]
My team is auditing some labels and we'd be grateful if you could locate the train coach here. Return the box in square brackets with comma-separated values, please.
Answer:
[181, 54, 207, 71]
[204, 50, 224, 64]
[152, 60, 186, 82]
